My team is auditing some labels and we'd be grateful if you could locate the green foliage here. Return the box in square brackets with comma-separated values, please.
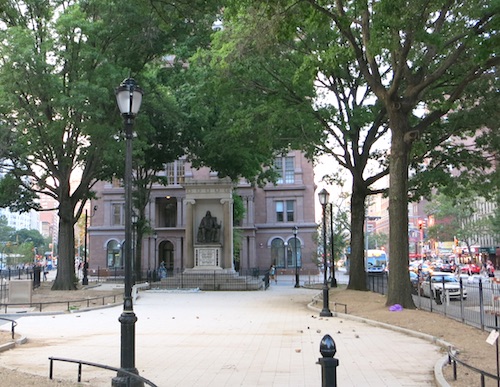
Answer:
[0, 0, 222, 288]
[210, 1, 498, 306]
[425, 192, 498, 245]
[233, 194, 246, 225]
[0, 216, 15, 243]
[0, 174, 41, 212]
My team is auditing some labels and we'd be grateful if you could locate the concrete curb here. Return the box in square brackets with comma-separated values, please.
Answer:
[0, 335, 27, 353]
[307, 299, 452, 387]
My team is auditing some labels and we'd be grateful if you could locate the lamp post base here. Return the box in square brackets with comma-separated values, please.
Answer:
[320, 285, 332, 317]
[112, 309, 143, 387]
[294, 273, 300, 288]
[111, 371, 143, 387]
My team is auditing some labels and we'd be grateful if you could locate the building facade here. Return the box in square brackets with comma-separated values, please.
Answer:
[88, 151, 319, 276]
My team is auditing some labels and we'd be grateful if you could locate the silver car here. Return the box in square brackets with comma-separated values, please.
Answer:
[420, 271, 467, 303]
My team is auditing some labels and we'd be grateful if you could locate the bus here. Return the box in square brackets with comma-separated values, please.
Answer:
[365, 249, 388, 273]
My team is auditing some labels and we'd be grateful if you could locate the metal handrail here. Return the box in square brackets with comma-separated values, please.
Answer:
[0, 316, 17, 339]
[49, 356, 158, 386]
[448, 349, 500, 386]
[0, 294, 121, 313]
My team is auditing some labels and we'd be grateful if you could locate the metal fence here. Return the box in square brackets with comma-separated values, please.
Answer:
[0, 267, 36, 281]
[88, 267, 267, 291]
[367, 272, 500, 332]
[367, 272, 500, 385]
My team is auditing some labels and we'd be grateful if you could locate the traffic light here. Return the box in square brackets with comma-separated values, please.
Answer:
[418, 220, 423, 230]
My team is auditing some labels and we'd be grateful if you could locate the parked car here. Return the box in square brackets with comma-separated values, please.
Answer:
[420, 272, 467, 303]
[434, 262, 454, 272]
[460, 263, 481, 275]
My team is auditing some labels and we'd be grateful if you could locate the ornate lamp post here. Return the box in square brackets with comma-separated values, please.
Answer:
[82, 205, 97, 286]
[318, 188, 332, 317]
[330, 203, 337, 288]
[112, 78, 143, 387]
[293, 226, 300, 288]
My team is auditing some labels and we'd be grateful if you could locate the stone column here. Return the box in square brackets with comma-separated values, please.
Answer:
[185, 199, 195, 269]
[221, 198, 233, 269]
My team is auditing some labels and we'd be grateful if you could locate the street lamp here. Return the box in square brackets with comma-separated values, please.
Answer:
[82, 205, 97, 286]
[330, 203, 337, 288]
[113, 78, 143, 387]
[318, 188, 332, 317]
[293, 226, 300, 288]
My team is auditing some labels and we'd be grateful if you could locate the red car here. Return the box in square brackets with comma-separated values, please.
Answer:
[460, 264, 481, 275]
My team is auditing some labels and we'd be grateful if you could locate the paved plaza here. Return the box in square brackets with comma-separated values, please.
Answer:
[0, 275, 446, 386]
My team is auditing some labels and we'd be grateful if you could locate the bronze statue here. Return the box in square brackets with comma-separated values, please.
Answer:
[197, 210, 221, 243]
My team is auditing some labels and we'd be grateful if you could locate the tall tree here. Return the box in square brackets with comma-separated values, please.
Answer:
[209, 0, 498, 308]
[0, 0, 176, 289]
[179, 4, 394, 291]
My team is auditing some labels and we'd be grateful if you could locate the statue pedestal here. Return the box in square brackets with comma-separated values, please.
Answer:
[194, 245, 222, 269]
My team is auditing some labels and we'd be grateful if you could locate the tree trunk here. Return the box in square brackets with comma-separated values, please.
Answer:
[386, 116, 415, 308]
[52, 198, 77, 290]
[347, 182, 368, 291]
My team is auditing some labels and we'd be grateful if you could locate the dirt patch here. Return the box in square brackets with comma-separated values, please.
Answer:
[330, 287, 499, 387]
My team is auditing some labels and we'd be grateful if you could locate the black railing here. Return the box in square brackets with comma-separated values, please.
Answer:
[448, 349, 500, 386]
[0, 267, 37, 281]
[0, 293, 120, 313]
[89, 267, 266, 291]
[49, 356, 158, 386]
[367, 273, 500, 332]
[367, 272, 500, 384]
[0, 316, 17, 339]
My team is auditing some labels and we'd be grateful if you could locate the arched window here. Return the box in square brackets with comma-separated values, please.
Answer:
[271, 238, 285, 268]
[107, 240, 122, 268]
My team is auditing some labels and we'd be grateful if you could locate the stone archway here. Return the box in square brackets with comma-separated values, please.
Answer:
[159, 240, 174, 272]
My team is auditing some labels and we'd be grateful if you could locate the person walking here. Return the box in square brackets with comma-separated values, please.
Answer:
[270, 264, 277, 284]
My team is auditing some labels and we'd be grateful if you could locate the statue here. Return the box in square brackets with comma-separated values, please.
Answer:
[197, 210, 221, 243]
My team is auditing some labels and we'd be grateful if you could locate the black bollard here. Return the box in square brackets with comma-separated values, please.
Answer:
[318, 334, 339, 387]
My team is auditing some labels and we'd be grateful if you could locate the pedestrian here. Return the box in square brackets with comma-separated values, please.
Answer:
[270, 264, 277, 284]
[158, 261, 167, 279]
[487, 260, 495, 278]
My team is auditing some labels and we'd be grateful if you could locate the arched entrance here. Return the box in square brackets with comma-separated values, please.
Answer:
[159, 240, 174, 273]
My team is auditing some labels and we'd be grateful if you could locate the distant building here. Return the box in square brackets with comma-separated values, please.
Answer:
[88, 151, 319, 276]
[0, 170, 41, 233]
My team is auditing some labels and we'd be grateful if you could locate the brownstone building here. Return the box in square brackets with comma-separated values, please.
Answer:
[87, 150, 319, 277]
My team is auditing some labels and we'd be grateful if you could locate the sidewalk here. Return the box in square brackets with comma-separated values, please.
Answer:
[0, 277, 445, 386]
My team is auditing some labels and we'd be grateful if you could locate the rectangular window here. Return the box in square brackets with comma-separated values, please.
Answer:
[276, 201, 284, 222]
[276, 200, 294, 222]
[286, 200, 294, 222]
[275, 158, 283, 184]
[111, 203, 123, 226]
[274, 156, 295, 184]
[284, 157, 294, 183]
[166, 160, 185, 185]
